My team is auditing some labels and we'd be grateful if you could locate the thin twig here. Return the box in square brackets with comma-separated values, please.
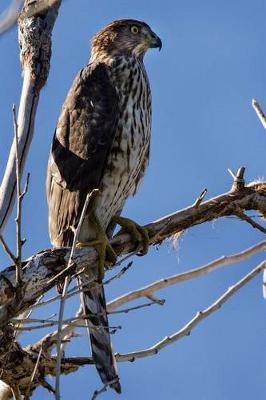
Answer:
[16, 323, 122, 332]
[29, 285, 82, 311]
[228, 168, 236, 180]
[14, 295, 43, 338]
[55, 261, 266, 369]
[91, 378, 119, 400]
[39, 378, 56, 395]
[32, 241, 265, 353]
[263, 269, 266, 299]
[193, 188, 207, 207]
[146, 294, 165, 305]
[14, 302, 155, 325]
[104, 261, 133, 285]
[252, 98, 266, 129]
[114, 261, 266, 362]
[108, 240, 266, 311]
[29, 275, 101, 312]
[109, 301, 159, 315]
[55, 190, 97, 400]
[234, 207, 266, 234]
[13, 104, 22, 286]
[32, 306, 83, 354]
[24, 346, 43, 399]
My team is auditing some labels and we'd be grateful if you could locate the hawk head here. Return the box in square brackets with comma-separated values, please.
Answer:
[91, 19, 162, 61]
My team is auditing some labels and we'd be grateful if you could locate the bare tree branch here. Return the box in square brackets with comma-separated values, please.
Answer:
[115, 261, 266, 361]
[56, 260, 266, 367]
[29, 240, 266, 359]
[13, 104, 23, 285]
[252, 98, 266, 129]
[0, 0, 61, 232]
[0, 255, 264, 395]
[0, 179, 265, 324]
[0, 0, 24, 34]
[0, 175, 264, 395]
[108, 240, 266, 311]
[234, 207, 266, 234]
[24, 0, 61, 17]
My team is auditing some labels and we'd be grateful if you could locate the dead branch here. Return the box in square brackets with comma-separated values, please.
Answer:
[18, 258, 264, 388]
[54, 260, 265, 367]
[0, 0, 61, 232]
[11, 209, 266, 371]
[13, 105, 23, 285]
[252, 98, 266, 129]
[229, 167, 245, 191]
[0, 178, 265, 324]
[234, 207, 266, 234]
[0, 0, 24, 34]
[0, 253, 264, 396]
[35, 235, 264, 346]
[107, 240, 266, 311]
[0, 0, 63, 36]
[115, 260, 266, 361]
[0, 174, 264, 395]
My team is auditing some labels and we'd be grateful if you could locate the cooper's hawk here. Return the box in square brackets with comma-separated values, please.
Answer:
[46, 19, 161, 393]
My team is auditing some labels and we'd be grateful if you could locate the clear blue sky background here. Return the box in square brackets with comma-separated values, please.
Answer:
[0, 0, 266, 399]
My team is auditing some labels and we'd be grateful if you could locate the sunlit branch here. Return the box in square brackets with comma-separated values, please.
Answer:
[107, 240, 266, 311]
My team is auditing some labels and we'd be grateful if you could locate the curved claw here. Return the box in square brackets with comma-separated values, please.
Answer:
[135, 224, 149, 256]
[112, 215, 150, 256]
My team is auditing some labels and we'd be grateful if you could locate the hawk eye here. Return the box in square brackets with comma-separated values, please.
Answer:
[131, 25, 139, 34]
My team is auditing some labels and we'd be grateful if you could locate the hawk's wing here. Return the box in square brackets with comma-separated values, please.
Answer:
[46, 63, 119, 247]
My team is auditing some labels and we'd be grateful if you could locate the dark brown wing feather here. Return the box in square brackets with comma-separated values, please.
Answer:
[47, 63, 119, 247]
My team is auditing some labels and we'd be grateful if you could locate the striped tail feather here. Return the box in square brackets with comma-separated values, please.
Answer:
[79, 277, 121, 393]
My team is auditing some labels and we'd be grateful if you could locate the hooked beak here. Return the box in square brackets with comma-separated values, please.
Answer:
[150, 33, 162, 51]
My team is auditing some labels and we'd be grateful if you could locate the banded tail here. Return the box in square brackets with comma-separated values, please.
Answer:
[79, 278, 121, 393]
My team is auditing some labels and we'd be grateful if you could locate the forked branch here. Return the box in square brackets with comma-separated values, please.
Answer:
[0, 177, 265, 323]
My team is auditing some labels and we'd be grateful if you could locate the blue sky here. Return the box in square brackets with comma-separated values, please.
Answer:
[0, 0, 266, 399]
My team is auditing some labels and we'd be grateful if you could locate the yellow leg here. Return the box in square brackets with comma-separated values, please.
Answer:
[77, 213, 117, 281]
[112, 215, 149, 255]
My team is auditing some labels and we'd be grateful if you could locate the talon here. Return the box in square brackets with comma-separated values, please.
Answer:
[112, 215, 149, 256]
[77, 213, 117, 282]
